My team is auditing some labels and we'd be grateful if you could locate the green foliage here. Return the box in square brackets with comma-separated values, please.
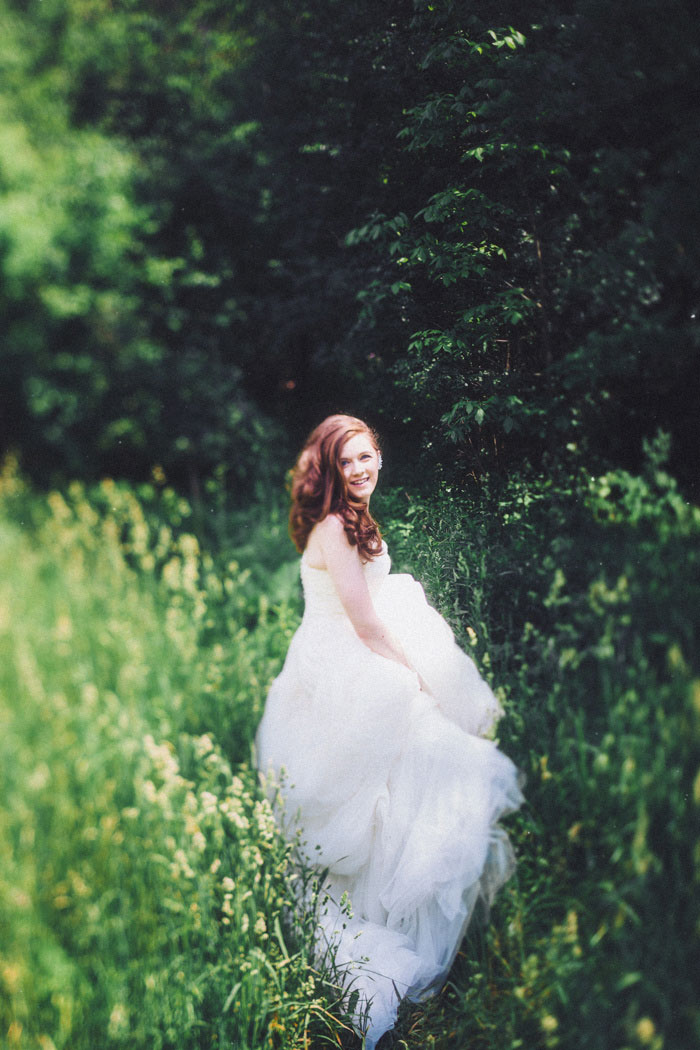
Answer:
[0, 468, 355, 1050]
[0, 1, 144, 475]
[2, 0, 697, 491]
[2, 446, 699, 1049]
[0, 0, 281, 488]
[345, 0, 700, 486]
[377, 445, 700, 1050]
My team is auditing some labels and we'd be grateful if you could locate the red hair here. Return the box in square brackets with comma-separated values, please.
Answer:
[289, 414, 383, 560]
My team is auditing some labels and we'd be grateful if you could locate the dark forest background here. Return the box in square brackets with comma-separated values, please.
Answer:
[2, 0, 698, 498]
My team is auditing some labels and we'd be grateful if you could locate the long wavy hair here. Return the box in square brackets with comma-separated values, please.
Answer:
[289, 414, 383, 560]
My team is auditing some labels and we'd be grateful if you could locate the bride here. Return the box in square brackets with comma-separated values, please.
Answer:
[256, 414, 524, 1048]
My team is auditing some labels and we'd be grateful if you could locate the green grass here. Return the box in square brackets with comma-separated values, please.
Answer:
[0, 466, 348, 1050]
[376, 449, 700, 1050]
[1, 447, 698, 1050]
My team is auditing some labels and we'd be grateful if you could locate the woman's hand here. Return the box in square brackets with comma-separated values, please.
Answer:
[312, 515, 415, 673]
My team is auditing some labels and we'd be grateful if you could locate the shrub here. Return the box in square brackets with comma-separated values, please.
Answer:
[377, 445, 700, 1050]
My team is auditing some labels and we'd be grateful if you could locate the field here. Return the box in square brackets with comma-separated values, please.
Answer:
[1, 450, 699, 1049]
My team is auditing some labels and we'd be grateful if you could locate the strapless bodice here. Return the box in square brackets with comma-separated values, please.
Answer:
[300, 545, 391, 618]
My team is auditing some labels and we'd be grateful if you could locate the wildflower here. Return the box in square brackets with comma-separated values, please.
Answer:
[108, 1003, 129, 1038]
[194, 734, 215, 758]
[81, 682, 99, 707]
[182, 558, 199, 593]
[173, 849, 195, 880]
[692, 680, 700, 717]
[47, 491, 71, 522]
[339, 891, 354, 918]
[635, 1018, 656, 1045]
[179, 534, 199, 559]
[219, 798, 250, 831]
[7, 1022, 23, 1044]
[1, 964, 21, 993]
[69, 871, 90, 898]
[131, 521, 149, 555]
[156, 524, 172, 556]
[564, 910, 578, 942]
[540, 1014, 558, 1033]
[162, 559, 181, 590]
[54, 614, 73, 641]
[200, 791, 218, 816]
[28, 764, 51, 791]
[9, 889, 30, 909]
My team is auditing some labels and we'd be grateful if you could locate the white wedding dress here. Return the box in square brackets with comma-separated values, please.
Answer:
[256, 544, 524, 1048]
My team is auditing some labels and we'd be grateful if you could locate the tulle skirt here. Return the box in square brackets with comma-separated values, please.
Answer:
[256, 572, 523, 1047]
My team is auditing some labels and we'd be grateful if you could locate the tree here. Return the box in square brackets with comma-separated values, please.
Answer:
[0, 0, 280, 488]
[346, 0, 700, 488]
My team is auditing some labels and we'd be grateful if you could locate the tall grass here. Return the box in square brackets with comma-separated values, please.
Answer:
[376, 440, 700, 1050]
[0, 463, 349, 1050]
[1, 442, 698, 1050]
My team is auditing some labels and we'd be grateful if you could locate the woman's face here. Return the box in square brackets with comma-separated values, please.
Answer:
[338, 432, 380, 505]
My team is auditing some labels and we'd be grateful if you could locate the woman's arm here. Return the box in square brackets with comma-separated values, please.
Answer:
[314, 515, 419, 675]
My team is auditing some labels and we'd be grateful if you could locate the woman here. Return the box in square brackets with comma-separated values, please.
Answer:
[256, 415, 523, 1048]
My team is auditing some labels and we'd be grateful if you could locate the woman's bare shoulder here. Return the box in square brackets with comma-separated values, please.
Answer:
[314, 513, 345, 538]
[306, 514, 351, 568]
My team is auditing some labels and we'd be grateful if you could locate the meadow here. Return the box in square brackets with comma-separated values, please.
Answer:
[1, 444, 698, 1050]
